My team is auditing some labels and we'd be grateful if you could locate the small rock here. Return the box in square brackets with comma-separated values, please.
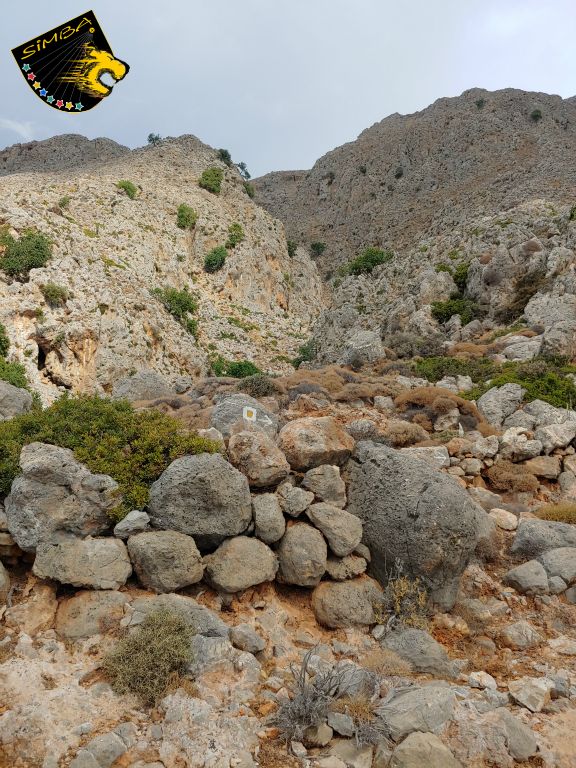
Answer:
[127, 531, 203, 593]
[508, 677, 554, 712]
[538, 547, 576, 585]
[302, 465, 347, 508]
[548, 575, 567, 594]
[477, 383, 525, 427]
[290, 742, 307, 759]
[211, 393, 278, 437]
[381, 628, 458, 678]
[389, 732, 462, 768]
[499, 620, 543, 650]
[113, 510, 150, 539]
[306, 502, 363, 556]
[303, 722, 333, 747]
[33, 537, 132, 590]
[227, 429, 290, 488]
[328, 740, 374, 768]
[325, 554, 367, 581]
[524, 455, 562, 479]
[503, 560, 549, 595]
[203, 536, 278, 593]
[312, 577, 383, 628]
[279, 416, 355, 471]
[488, 508, 518, 531]
[0, 381, 32, 420]
[327, 712, 355, 737]
[276, 482, 314, 517]
[468, 671, 497, 690]
[377, 684, 456, 741]
[536, 422, 576, 454]
[55, 590, 129, 638]
[277, 523, 327, 586]
[230, 624, 266, 654]
[252, 493, 286, 544]
[511, 519, 576, 558]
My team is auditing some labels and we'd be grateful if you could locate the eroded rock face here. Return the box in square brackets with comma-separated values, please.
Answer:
[111, 370, 174, 401]
[279, 416, 355, 471]
[346, 442, 479, 609]
[147, 453, 252, 549]
[33, 537, 132, 589]
[203, 536, 278, 593]
[127, 531, 204, 593]
[5, 442, 117, 552]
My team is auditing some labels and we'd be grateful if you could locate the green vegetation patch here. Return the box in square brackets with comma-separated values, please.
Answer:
[225, 223, 245, 249]
[204, 246, 227, 273]
[176, 204, 198, 230]
[199, 167, 224, 195]
[116, 180, 138, 199]
[210, 356, 261, 378]
[0, 229, 52, 280]
[40, 283, 69, 308]
[342, 247, 393, 276]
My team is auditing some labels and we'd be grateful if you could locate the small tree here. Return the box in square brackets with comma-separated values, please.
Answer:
[147, 133, 162, 146]
[199, 168, 224, 195]
[0, 229, 52, 280]
[217, 148, 232, 167]
[176, 204, 198, 230]
[237, 161, 251, 180]
[531, 109, 543, 122]
[204, 246, 227, 273]
[310, 242, 326, 257]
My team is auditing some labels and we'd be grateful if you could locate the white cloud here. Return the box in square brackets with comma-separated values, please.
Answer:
[0, 118, 34, 142]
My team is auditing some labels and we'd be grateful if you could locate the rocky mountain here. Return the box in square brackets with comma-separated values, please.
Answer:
[0, 134, 325, 401]
[255, 88, 576, 366]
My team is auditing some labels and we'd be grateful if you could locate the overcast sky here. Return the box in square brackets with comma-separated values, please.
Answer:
[1, 1, 575, 177]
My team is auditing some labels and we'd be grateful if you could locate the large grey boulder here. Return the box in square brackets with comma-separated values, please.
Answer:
[522, 398, 576, 428]
[112, 370, 173, 401]
[306, 503, 362, 556]
[381, 628, 458, 678]
[390, 732, 462, 768]
[147, 453, 252, 549]
[377, 684, 456, 742]
[535, 422, 576, 454]
[477, 384, 525, 427]
[210, 393, 278, 437]
[511, 519, 576, 558]
[203, 536, 278, 593]
[5, 442, 118, 552]
[340, 330, 384, 367]
[127, 531, 203, 593]
[252, 493, 285, 544]
[227, 429, 290, 487]
[33, 537, 132, 589]
[302, 465, 347, 508]
[346, 442, 479, 609]
[538, 547, 576, 585]
[0, 381, 33, 421]
[312, 576, 383, 628]
[503, 560, 549, 595]
[277, 523, 327, 586]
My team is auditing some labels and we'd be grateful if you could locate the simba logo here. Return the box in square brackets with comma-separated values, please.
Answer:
[11, 10, 129, 112]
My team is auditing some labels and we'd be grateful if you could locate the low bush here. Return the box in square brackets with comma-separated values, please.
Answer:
[310, 242, 326, 257]
[452, 262, 470, 293]
[0, 358, 28, 389]
[58, 195, 71, 209]
[103, 609, 194, 705]
[343, 247, 393, 276]
[236, 373, 279, 398]
[431, 296, 479, 325]
[217, 148, 232, 166]
[204, 246, 227, 273]
[484, 460, 539, 493]
[414, 355, 498, 384]
[116, 180, 138, 199]
[0, 229, 52, 280]
[243, 181, 255, 198]
[531, 108, 543, 122]
[535, 502, 576, 524]
[176, 204, 198, 230]
[358, 647, 412, 677]
[292, 339, 317, 368]
[225, 223, 244, 249]
[199, 167, 224, 195]
[373, 559, 428, 632]
[0, 394, 220, 514]
[382, 419, 429, 447]
[211, 357, 261, 378]
[330, 694, 390, 747]
[0, 323, 9, 358]
[287, 240, 297, 258]
[40, 283, 69, 308]
[152, 286, 197, 320]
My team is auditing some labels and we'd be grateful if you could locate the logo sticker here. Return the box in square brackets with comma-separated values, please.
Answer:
[11, 10, 130, 113]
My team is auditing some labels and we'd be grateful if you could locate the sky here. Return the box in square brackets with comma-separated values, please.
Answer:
[1, 0, 575, 177]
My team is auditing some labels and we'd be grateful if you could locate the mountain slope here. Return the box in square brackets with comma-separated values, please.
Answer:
[0, 135, 325, 401]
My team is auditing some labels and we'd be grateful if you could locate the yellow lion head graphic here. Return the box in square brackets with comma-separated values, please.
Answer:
[59, 44, 129, 98]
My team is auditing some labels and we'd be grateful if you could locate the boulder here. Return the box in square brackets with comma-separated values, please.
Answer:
[377, 683, 456, 742]
[5, 442, 117, 552]
[147, 453, 252, 549]
[113, 510, 150, 539]
[508, 677, 553, 713]
[346, 442, 479, 609]
[128, 593, 227, 637]
[203, 536, 278, 593]
[306, 503, 363, 557]
[399, 446, 450, 470]
[127, 531, 203, 592]
[33, 537, 132, 589]
[227, 429, 290, 487]
[252, 493, 286, 543]
[390, 732, 462, 768]
[210, 393, 278, 437]
[380, 628, 458, 678]
[230, 623, 266, 653]
[487, 707, 538, 761]
[498, 427, 543, 461]
[522, 398, 576, 428]
[535, 422, 576, 454]
[538, 547, 576, 584]
[312, 577, 383, 628]
[477, 384, 525, 427]
[340, 330, 384, 367]
[499, 620, 543, 650]
[55, 590, 129, 638]
[511, 519, 576, 558]
[276, 482, 314, 517]
[279, 417, 355, 471]
[112, 370, 173, 401]
[325, 554, 367, 581]
[4, 583, 57, 635]
[488, 508, 518, 531]
[523, 456, 562, 479]
[503, 560, 548, 595]
[0, 381, 33, 421]
[301, 465, 347, 508]
[277, 523, 327, 586]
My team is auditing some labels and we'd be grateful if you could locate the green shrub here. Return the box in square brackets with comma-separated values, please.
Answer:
[431, 297, 479, 325]
[204, 246, 227, 273]
[210, 356, 261, 378]
[475, 98, 486, 109]
[176, 204, 198, 230]
[103, 609, 194, 705]
[0, 394, 220, 512]
[452, 262, 470, 293]
[116, 180, 138, 199]
[199, 167, 224, 195]
[292, 339, 317, 368]
[40, 283, 69, 308]
[217, 148, 232, 166]
[0, 229, 52, 280]
[185, 317, 198, 338]
[570, 205, 576, 222]
[287, 240, 297, 258]
[147, 133, 162, 146]
[435, 263, 452, 274]
[414, 356, 498, 384]
[237, 373, 279, 397]
[531, 108, 543, 122]
[152, 286, 197, 320]
[344, 247, 393, 276]
[225, 223, 244, 249]
[243, 181, 255, 198]
[0, 358, 28, 389]
[359, 165, 367, 175]
[310, 242, 326, 257]
[58, 195, 71, 209]
[0, 323, 9, 358]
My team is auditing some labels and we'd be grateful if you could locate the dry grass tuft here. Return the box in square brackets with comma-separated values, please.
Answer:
[382, 419, 429, 447]
[535, 502, 576, 524]
[103, 609, 194, 706]
[358, 647, 412, 677]
[484, 460, 539, 493]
